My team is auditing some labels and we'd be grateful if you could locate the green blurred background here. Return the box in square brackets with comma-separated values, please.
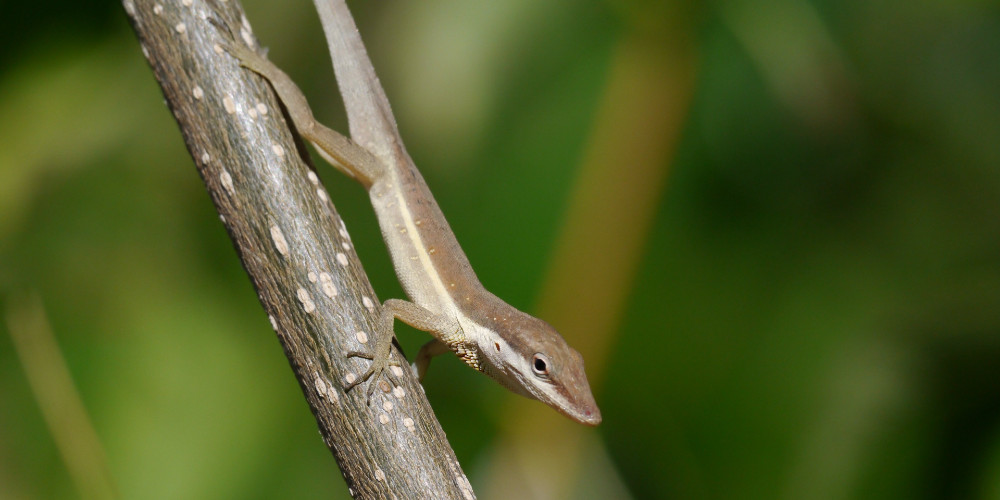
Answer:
[3, 0, 1000, 498]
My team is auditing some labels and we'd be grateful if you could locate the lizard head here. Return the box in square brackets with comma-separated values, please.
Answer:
[473, 305, 602, 426]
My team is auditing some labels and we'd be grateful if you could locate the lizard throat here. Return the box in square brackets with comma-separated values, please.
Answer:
[440, 322, 481, 372]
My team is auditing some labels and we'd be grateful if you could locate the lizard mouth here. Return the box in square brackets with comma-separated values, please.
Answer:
[575, 404, 602, 426]
[556, 397, 602, 426]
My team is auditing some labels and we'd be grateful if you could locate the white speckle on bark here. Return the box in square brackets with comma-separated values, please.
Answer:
[307, 171, 319, 185]
[220, 170, 234, 196]
[270, 225, 289, 256]
[393, 386, 405, 399]
[223, 95, 236, 114]
[153, 4, 163, 15]
[192, 86, 203, 100]
[362, 296, 374, 310]
[174, 23, 186, 34]
[268, 315, 277, 330]
[336, 253, 348, 266]
[356, 331, 368, 344]
[314, 375, 327, 398]
[297, 287, 315, 313]
[319, 273, 337, 298]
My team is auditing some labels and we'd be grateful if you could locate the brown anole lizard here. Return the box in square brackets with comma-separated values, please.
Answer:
[218, 13, 601, 426]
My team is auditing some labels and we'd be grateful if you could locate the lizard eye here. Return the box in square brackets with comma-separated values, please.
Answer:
[532, 353, 550, 377]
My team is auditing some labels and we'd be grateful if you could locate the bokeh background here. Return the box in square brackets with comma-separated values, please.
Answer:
[2, 0, 1000, 498]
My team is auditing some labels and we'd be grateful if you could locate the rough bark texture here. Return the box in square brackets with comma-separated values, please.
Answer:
[122, 0, 474, 498]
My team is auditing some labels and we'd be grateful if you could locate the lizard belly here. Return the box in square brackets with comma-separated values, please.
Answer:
[368, 173, 459, 317]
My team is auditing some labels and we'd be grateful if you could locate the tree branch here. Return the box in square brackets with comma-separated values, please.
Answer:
[121, 0, 474, 498]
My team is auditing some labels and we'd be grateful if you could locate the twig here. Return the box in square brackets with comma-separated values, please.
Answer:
[6, 294, 118, 500]
[122, 0, 474, 498]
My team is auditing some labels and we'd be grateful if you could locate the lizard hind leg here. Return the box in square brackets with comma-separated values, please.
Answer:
[213, 24, 385, 187]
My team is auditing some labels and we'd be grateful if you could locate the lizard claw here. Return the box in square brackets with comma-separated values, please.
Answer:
[217, 36, 266, 72]
[343, 302, 406, 406]
[344, 358, 385, 405]
[344, 350, 401, 405]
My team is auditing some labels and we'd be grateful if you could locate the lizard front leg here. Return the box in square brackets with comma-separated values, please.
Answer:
[345, 299, 461, 403]
[412, 339, 449, 381]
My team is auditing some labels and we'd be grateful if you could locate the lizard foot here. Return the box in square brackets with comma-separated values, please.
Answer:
[343, 303, 402, 405]
[343, 349, 401, 405]
[208, 17, 272, 76]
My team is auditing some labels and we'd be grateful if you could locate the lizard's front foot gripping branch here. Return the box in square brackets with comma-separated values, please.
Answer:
[344, 304, 401, 405]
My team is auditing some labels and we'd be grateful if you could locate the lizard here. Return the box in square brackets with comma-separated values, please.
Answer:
[218, 21, 601, 426]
